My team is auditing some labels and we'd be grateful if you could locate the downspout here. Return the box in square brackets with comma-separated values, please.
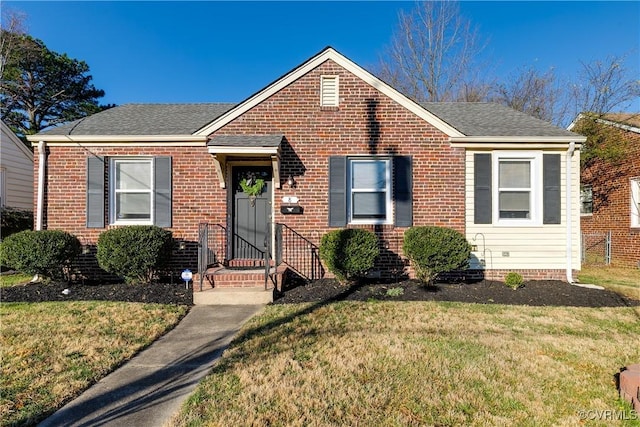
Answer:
[36, 141, 46, 231]
[566, 142, 575, 283]
[32, 141, 46, 283]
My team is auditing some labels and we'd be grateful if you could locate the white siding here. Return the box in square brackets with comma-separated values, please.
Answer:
[0, 122, 34, 210]
[465, 149, 581, 272]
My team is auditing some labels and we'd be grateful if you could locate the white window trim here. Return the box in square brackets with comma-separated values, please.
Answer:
[109, 158, 155, 225]
[347, 158, 392, 225]
[320, 75, 339, 107]
[492, 151, 543, 226]
[631, 177, 640, 228]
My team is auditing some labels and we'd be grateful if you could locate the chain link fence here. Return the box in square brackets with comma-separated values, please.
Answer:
[581, 231, 611, 265]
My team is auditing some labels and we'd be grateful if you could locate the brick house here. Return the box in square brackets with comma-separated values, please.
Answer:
[574, 114, 640, 268]
[27, 47, 586, 300]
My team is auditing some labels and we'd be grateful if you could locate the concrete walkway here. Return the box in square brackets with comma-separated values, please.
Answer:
[39, 305, 265, 427]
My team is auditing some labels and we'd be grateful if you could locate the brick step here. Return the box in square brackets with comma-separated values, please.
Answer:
[226, 258, 271, 268]
[201, 265, 287, 290]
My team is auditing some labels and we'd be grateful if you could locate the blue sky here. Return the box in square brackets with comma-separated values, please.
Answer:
[4, 1, 640, 110]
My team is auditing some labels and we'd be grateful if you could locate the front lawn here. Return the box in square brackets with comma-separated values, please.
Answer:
[173, 301, 640, 426]
[0, 301, 188, 426]
[578, 265, 640, 301]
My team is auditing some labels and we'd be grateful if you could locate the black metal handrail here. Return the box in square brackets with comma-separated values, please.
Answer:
[198, 223, 227, 291]
[274, 223, 324, 282]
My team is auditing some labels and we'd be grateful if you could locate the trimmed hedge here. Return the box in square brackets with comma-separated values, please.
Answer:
[403, 226, 471, 285]
[96, 226, 172, 284]
[319, 228, 379, 284]
[0, 230, 80, 281]
[0, 207, 33, 239]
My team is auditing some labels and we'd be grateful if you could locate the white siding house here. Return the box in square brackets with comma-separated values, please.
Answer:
[1, 121, 34, 210]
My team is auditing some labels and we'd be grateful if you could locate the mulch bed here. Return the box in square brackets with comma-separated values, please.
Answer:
[2, 278, 637, 308]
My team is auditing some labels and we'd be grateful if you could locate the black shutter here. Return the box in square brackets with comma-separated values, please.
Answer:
[86, 156, 105, 228]
[328, 156, 347, 227]
[154, 157, 172, 227]
[394, 156, 413, 227]
[543, 154, 561, 224]
[474, 153, 492, 224]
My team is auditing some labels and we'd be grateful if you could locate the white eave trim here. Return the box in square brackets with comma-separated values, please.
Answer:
[194, 48, 464, 138]
[26, 134, 208, 145]
[450, 136, 586, 148]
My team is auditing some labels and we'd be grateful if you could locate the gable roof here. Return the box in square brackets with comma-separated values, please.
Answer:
[26, 47, 584, 145]
[194, 46, 464, 137]
[1, 121, 34, 161]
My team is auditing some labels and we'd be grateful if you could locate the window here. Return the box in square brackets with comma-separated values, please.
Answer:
[348, 159, 391, 223]
[632, 178, 640, 228]
[328, 156, 412, 227]
[580, 185, 593, 215]
[111, 159, 153, 223]
[320, 75, 339, 106]
[492, 152, 542, 225]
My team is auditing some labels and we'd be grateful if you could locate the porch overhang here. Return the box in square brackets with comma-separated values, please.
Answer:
[207, 134, 284, 189]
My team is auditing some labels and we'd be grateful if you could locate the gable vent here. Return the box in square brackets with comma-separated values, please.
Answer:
[321, 75, 339, 106]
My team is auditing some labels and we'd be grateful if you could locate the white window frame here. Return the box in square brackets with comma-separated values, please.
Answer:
[320, 75, 339, 107]
[631, 177, 640, 228]
[492, 151, 542, 226]
[347, 158, 392, 225]
[580, 184, 593, 216]
[109, 158, 154, 225]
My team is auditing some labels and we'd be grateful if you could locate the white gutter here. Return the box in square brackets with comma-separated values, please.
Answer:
[566, 142, 575, 283]
[36, 141, 46, 231]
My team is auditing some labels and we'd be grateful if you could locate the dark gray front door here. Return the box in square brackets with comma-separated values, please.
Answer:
[231, 166, 272, 260]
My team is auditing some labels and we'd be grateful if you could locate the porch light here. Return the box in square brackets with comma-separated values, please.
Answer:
[178, 241, 186, 250]
[287, 175, 296, 188]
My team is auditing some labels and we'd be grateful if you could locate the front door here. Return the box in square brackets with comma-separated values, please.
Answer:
[231, 166, 272, 261]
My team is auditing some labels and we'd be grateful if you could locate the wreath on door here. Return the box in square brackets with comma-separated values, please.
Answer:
[240, 175, 265, 197]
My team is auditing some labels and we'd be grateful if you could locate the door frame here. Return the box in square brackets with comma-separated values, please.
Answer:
[227, 160, 275, 261]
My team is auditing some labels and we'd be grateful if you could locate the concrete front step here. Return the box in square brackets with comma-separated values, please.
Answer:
[194, 287, 274, 305]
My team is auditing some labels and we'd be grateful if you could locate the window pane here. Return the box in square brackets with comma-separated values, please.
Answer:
[499, 161, 530, 188]
[116, 162, 151, 190]
[352, 161, 386, 189]
[580, 186, 593, 214]
[116, 193, 151, 220]
[352, 192, 386, 218]
[499, 191, 530, 219]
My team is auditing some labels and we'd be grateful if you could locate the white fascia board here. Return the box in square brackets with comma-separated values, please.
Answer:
[450, 136, 586, 148]
[26, 134, 208, 144]
[194, 48, 464, 138]
[207, 146, 280, 155]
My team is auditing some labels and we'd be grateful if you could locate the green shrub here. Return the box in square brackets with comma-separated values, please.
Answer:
[403, 226, 471, 285]
[0, 207, 33, 239]
[0, 230, 80, 281]
[97, 226, 173, 284]
[505, 272, 524, 290]
[319, 228, 379, 284]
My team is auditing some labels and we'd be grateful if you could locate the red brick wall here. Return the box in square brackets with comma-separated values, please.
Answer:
[581, 126, 640, 268]
[212, 60, 466, 276]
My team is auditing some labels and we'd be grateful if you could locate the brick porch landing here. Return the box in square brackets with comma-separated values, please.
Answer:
[193, 265, 287, 305]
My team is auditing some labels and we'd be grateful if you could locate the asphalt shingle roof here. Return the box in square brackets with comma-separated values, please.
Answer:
[208, 135, 284, 147]
[37, 101, 578, 139]
[40, 103, 236, 136]
[422, 102, 578, 137]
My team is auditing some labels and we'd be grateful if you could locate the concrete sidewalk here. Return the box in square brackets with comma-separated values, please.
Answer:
[39, 305, 265, 427]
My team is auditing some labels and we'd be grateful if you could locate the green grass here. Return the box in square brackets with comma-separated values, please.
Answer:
[172, 301, 640, 426]
[578, 266, 640, 301]
[0, 273, 33, 287]
[1, 301, 188, 427]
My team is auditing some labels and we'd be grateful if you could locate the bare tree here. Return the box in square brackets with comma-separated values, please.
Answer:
[570, 53, 640, 116]
[0, 8, 27, 80]
[377, 1, 488, 102]
[491, 65, 571, 125]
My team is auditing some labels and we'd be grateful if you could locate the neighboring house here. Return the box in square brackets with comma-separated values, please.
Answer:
[573, 113, 640, 268]
[1, 121, 34, 210]
[27, 47, 586, 289]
